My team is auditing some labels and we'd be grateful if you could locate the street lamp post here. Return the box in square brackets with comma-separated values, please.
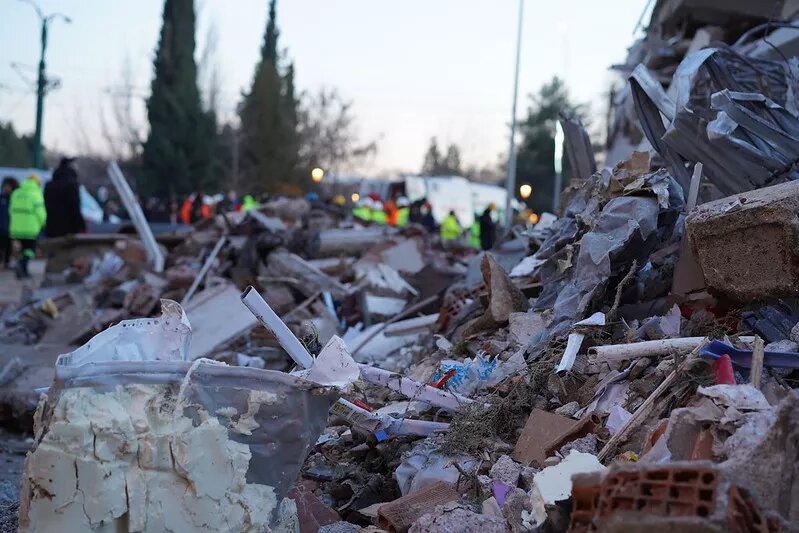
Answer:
[19, 0, 71, 169]
[504, 0, 524, 227]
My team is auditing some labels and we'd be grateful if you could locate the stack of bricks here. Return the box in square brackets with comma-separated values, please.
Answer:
[567, 462, 780, 532]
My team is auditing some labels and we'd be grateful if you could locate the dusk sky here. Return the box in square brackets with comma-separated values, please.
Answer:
[1, 0, 649, 174]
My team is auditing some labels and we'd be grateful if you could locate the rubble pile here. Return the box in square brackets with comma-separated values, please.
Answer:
[4, 2, 799, 532]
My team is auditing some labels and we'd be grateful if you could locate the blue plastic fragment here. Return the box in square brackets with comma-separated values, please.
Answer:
[699, 340, 799, 369]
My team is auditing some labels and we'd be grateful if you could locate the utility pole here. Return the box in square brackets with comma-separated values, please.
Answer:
[18, 0, 71, 169]
[504, 0, 524, 227]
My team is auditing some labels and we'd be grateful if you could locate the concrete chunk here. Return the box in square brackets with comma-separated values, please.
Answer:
[686, 181, 799, 301]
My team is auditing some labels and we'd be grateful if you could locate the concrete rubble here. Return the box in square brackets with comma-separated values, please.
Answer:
[5, 2, 799, 532]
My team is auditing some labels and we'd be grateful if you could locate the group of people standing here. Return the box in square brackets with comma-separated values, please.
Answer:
[0, 158, 85, 278]
[352, 194, 498, 251]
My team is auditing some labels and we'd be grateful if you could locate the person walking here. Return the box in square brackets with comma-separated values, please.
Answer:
[479, 203, 497, 250]
[44, 157, 86, 238]
[9, 174, 46, 278]
[440, 210, 462, 242]
[0, 177, 19, 268]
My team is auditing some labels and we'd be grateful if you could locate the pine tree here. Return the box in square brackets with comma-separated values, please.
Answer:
[443, 145, 462, 175]
[516, 77, 585, 213]
[422, 138, 463, 176]
[421, 137, 442, 175]
[0, 122, 33, 167]
[141, 0, 216, 199]
[239, 0, 300, 194]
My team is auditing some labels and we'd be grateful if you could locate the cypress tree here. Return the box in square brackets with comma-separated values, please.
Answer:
[239, 0, 300, 194]
[141, 0, 216, 199]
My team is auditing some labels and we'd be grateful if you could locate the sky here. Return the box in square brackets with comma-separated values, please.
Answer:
[0, 0, 649, 174]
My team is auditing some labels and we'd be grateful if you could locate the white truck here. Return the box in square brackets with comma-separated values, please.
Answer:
[359, 175, 519, 227]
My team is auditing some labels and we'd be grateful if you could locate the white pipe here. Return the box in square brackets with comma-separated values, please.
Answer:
[358, 364, 472, 411]
[386, 418, 449, 437]
[107, 161, 165, 272]
[589, 336, 755, 363]
[240, 286, 314, 369]
[555, 332, 585, 372]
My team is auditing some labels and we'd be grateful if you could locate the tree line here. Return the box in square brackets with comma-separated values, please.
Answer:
[141, 0, 375, 198]
[0, 0, 594, 211]
[419, 76, 591, 214]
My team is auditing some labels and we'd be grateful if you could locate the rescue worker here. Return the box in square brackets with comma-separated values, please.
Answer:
[9, 174, 46, 278]
[385, 199, 399, 226]
[44, 157, 86, 238]
[371, 200, 388, 224]
[396, 197, 410, 227]
[420, 202, 436, 232]
[241, 194, 259, 212]
[469, 213, 481, 249]
[0, 177, 19, 268]
[440, 210, 462, 242]
[479, 203, 497, 250]
[180, 194, 195, 224]
[352, 199, 371, 221]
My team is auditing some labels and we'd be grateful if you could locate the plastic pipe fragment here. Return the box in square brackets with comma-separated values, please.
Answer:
[330, 399, 449, 440]
[589, 336, 755, 363]
[555, 333, 585, 372]
[241, 286, 314, 369]
[358, 364, 473, 411]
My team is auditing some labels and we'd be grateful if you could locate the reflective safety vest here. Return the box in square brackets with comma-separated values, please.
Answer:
[397, 207, 410, 227]
[9, 178, 46, 240]
[241, 195, 260, 212]
[440, 214, 461, 241]
[371, 209, 388, 224]
[352, 206, 371, 220]
[469, 221, 481, 248]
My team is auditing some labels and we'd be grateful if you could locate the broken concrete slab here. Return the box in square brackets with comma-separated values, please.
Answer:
[508, 312, 546, 346]
[267, 252, 350, 300]
[185, 283, 258, 360]
[409, 503, 508, 533]
[686, 180, 799, 301]
[380, 239, 425, 275]
[462, 253, 529, 338]
[363, 294, 406, 319]
[724, 391, 799, 522]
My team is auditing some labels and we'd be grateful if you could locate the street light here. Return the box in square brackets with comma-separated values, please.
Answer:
[311, 167, 325, 183]
[351, 192, 360, 203]
[519, 184, 532, 199]
[18, 0, 71, 169]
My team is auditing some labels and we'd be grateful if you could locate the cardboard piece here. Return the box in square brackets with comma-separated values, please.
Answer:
[512, 409, 601, 466]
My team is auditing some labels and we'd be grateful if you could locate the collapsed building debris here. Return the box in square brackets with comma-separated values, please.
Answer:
[5, 2, 799, 532]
